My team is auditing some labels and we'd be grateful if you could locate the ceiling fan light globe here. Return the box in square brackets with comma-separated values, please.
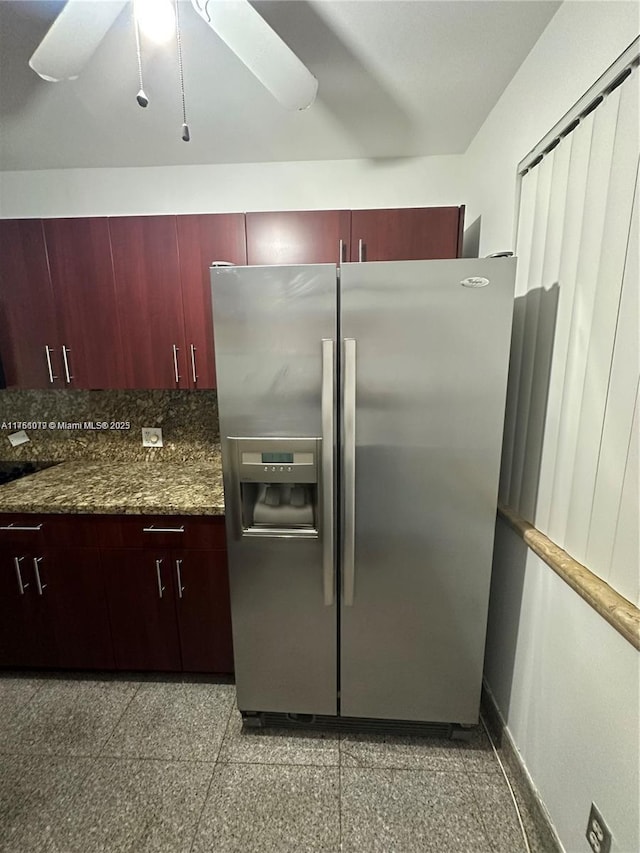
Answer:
[134, 0, 176, 45]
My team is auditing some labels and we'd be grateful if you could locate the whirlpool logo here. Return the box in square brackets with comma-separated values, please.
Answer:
[460, 277, 490, 288]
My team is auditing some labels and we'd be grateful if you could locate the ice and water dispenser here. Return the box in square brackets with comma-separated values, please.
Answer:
[228, 438, 321, 537]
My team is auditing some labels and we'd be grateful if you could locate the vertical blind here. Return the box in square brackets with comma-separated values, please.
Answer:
[501, 62, 639, 607]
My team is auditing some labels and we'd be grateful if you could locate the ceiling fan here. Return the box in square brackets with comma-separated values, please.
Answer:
[28, 0, 318, 111]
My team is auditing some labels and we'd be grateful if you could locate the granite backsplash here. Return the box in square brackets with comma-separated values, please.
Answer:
[0, 390, 219, 462]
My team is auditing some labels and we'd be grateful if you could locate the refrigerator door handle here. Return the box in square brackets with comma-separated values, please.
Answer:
[321, 339, 335, 606]
[343, 338, 356, 606]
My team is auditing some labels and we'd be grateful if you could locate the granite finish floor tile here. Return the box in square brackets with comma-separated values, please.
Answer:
[192, 763, 340, 853]
[45, 758, 214, 853]
[0, 753, 93, 853]
[340, 767, 493, 853]
[469, 772, 551, 853]
[0, 675, 42, 729]
[218, 710, 340, 766]
[340, 731, 465, 771]
[0, 678, 139, 756]
[457, 725, 505, 777]
[102, 681, 235, 761]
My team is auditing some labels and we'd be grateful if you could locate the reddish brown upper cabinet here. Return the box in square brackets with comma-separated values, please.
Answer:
[176, 214, 247, 389]
[0, 219, 61, 389]
[44, 217, 125, 389]
[246, 211, 351, 265]
[350, 206, 464, 262]
[109, 216, 188, 389]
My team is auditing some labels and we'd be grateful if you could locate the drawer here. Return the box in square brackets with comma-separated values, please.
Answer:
[0, 514, 48, 548]
[0, 514, 102, 549]
[93, 515, 227, 550]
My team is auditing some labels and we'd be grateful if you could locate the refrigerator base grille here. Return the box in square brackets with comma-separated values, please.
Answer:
[241, 711, 473, 740]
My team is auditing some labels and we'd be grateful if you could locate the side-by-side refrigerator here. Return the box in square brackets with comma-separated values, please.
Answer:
[211, 258, 515, 733]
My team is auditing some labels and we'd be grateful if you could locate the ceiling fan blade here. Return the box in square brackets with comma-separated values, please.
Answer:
[29, 0, 128, 82]
[190, 0, 318, 110]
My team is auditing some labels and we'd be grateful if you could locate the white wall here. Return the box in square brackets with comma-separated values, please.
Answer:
[470, 3, 640, 852]
[0, 154, 465, 218]
[463, 0, 639, 256]
[486, 520, 639, 853]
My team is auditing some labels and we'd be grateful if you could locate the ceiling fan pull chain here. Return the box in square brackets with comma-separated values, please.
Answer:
[175, 0, 191, 141]
[134, 3, 149, 107]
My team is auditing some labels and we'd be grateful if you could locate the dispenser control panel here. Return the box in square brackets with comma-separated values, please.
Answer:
[230, 437, 319, 483]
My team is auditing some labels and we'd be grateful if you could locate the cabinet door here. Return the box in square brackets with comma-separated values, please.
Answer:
[109, 216, 188, 389]
[102, 548, 181, 670]
[350, 207, 464, 261]
[44, 547, 114, 669]
[173, 549, 233, 673]
[176, 214, 247, 389]
[44, 218, 124, 389]
[246, 211, 350, 265]
[0, 219, 61, 388]
[0, 552, 55, 667]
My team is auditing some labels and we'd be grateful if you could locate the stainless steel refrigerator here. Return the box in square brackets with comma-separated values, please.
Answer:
[211, 258, 515, 733]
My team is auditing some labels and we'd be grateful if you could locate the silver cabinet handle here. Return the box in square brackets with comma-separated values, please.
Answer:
[339, 239, 344, 264]
[0, 523, 43, 532]
[33, 557, 46, 595]
[61, 345, 73, 383]
[155, 559, 165, 598]
[45, 346, 57, 383]
[142, 525, 185, 534]
[13, 557, 28, 594]
[321, 339, 335, 606]
[343, 338, 356, 606]
[172, 344, 180, 384]
[358, 238, 364, 263]
[190, 344, 198, 384]
[175, 559, 184, 598]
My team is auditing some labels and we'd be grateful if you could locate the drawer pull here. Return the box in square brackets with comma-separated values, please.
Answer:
[13, 557, 28, 595]
[176, 559, 184, 598]
[142, 525, 185, 534]
[155, 559, 165, 598]
[33, 557, 47, 595]
[0, 523, 43, 532]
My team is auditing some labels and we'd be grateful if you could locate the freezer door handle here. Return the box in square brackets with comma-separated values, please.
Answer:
[343, 338, 356, 606]
[321, 338, 335, 606]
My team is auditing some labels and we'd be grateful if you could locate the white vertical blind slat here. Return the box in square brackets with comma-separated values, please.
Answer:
[564, 81, 639, 563]
[518, 143, 572, 520]
[499, 166, 539, 503]
[547, 98, 620, 546]
[534, 124, 591, 534]
[509, 152, 555, 510]
[586, 154, 640, 579]
[609, 388, 640, 607]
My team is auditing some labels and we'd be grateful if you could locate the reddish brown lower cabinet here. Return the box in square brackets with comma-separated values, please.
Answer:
[101, 548, 182, 671]
[44, 547, 114, 669]
[0, 545, 113, 669]
[0, 551, 54, 666]
[0, 513, 233, 674]
[174, 549, 233, 673]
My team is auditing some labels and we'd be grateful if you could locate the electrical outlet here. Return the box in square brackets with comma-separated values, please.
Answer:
[141, 427, 163, 448]
[586, 803, 611, 853]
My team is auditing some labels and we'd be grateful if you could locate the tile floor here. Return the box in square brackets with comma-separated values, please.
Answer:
[0, 673, 553, 852]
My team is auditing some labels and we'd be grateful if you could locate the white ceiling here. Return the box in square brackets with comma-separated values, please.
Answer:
[0, 0, 560, 171]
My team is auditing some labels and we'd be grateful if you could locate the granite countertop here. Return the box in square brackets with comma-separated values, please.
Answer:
[0, 458, 225, 516]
